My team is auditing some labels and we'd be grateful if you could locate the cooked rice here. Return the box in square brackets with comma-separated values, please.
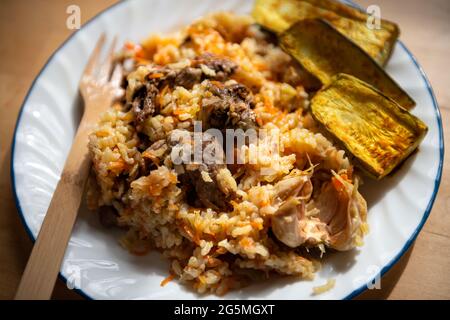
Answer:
[313, 279, 336, 295]
[87, 12, 368, 295]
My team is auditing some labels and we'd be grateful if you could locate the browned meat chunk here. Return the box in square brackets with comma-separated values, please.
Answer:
[192, 53, 238, 81]
[169, 130, 238, 212]
[202, 82, 258, 131]
[183, 164, 236, 212]
[173, 67, 202, 89]
[154, 67, 202, 90]
[131, 83, 159, 129]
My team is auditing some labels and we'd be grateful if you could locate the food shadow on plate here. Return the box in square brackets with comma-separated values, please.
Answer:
[221, 274, 300, 299]
[359, 150, 416, 209]
[194, 249, 359, 299]
[319, 249, 359, 273]
[74, 201, 170, 278]
[71, 92, 83, 131]
[173, 268, 305, 299]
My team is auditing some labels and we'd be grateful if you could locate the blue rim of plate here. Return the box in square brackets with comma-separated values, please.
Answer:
[10, 0, 444, 300]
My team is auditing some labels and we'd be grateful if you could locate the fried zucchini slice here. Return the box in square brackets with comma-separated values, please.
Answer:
[280, 19, 415, 109]
[311, 74, 427, 179]
[252, 0, 399, 65]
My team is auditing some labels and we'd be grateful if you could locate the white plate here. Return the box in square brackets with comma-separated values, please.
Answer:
[11, 0, 444, 300]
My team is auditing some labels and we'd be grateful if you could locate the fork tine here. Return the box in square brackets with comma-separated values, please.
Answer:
[82, 33, 106, 78]
[110, 64, 125, 99]
[98, 36, 117, 84]
[110, 63, 123, 88]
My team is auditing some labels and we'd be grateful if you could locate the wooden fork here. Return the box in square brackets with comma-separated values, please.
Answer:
[15, 34, 123, 300]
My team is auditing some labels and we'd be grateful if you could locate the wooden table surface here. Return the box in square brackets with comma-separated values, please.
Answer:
[0, 0, 448, 300]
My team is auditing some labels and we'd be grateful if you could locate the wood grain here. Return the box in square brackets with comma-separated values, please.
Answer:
[14, 149, 92, 299]
[0, 0, 448, 300]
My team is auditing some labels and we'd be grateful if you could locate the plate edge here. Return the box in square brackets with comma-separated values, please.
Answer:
[9, 0, 445, 300]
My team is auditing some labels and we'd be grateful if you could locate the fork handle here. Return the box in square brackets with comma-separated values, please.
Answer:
[15, 112, 94, 300]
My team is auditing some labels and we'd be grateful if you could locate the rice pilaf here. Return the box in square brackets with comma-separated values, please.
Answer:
[87, 12, 368, 295]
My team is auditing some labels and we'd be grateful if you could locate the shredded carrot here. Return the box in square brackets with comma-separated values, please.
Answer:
[210, 80, 225, 88]
[250, 221, 263, 230]
[173, 108, 185, 116]
[134, 47, 146, 59]
[135, 57, 151, 65]
[95, 130, 111, 137]
[339, 170, 352, 183]
[109, 159, 126, 174]
[193, 229, 201, 245]
[255, 62, 267, 71]
[149, 72, 164, 79]
[141, 151, 152, 158]
[124, 41, 136, 50]
[256, 115, 263, 127]
[332, 176, 345, 193]
[142, 151, 160, 165]
[160, 274, 175, 287]
[262, 95, 284, 117]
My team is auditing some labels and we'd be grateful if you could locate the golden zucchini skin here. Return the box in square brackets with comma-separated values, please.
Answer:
[252, 0, 399, 65]
[280, 19, 415, 109]
[311, 74, 427, 179]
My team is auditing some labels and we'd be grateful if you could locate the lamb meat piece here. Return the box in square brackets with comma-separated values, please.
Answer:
[202, 82, 258, 131]
[202, 96, 228, 129]
[131, 82, 159, 129]
[184, 164, 237, 212]
[192, 53, 238, 81]
[173, 67, 202, 89]
[225, 84, 257, 130]
[150, 66, 202, 89]
[168, 129, 238, 212]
